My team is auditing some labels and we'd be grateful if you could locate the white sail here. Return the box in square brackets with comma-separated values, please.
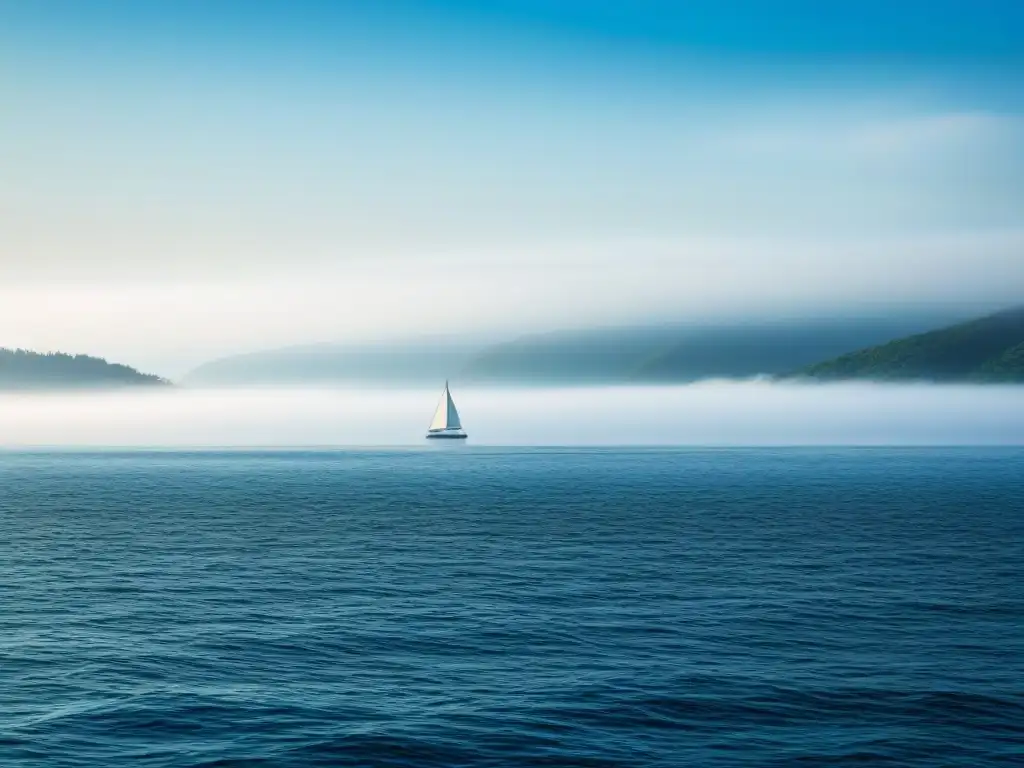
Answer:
[445, 387, 462, 430]
[428, 381, 463, 433]
[429, 386, 449, 431]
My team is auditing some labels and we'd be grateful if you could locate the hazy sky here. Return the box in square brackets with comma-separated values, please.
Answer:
[2, 1, 1023, 376]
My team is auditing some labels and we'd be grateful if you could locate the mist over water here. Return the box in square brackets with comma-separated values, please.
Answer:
[1, 382, 1022, 447]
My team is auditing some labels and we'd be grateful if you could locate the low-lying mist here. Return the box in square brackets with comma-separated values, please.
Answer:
[1, 382, 1022, 447]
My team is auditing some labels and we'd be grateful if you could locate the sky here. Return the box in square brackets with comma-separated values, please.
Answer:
[2, 0, 1023, 377]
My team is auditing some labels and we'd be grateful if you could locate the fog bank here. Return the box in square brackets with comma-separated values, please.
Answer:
[1, 382, 1022, 447]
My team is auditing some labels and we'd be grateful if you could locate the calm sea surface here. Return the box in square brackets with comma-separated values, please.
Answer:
[2, 448, 1022, 766]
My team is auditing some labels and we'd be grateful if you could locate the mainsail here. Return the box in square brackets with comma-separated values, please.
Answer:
[429, 381, 462, 432]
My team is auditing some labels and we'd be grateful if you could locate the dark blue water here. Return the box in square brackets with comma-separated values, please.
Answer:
[2, 448, 1022, 767]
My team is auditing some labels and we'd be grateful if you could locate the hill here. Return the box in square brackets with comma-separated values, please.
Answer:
[628, 315, 955, 382]
[0, 349, 169, 390]
[458, 325, 685, 384]
[183, 339, 480, 387]
[791, 306, 1024, 382]
[462, 314, 959, 384]
[184, 312, 965, 387]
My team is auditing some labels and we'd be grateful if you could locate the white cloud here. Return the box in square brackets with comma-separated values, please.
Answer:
[712, 110, 1020, 160]
[846, 111, 1017, 155]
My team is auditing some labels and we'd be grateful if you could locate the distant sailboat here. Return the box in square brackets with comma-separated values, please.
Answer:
[426, 381, 467, 439]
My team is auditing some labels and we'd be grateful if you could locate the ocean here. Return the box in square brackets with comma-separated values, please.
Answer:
[2, 447, 1022, 766]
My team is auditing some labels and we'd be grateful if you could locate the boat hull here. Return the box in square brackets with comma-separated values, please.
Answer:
[426, 431, 467, 439]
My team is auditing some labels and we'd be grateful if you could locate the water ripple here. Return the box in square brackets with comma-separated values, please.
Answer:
[1, 448, 1022, 766]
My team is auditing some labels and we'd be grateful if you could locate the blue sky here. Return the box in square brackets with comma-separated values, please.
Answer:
[1, 1, 1022, 374]
[7, 1, 1022, 57]
[7, 1, 1022, 74]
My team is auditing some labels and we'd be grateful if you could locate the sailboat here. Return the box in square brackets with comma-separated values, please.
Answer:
[426, 381, 467, 439]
